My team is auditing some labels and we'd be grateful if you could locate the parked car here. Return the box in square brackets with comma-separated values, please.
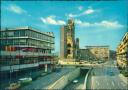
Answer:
[19, 77, 32, 84]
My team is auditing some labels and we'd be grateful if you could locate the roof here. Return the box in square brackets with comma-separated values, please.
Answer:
[85, 45, 109, 48]
[1, 26, 54, 37]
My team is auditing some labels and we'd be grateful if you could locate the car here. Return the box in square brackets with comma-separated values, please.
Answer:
[19, 77, 32, 84]
[73, 79, 78, 83]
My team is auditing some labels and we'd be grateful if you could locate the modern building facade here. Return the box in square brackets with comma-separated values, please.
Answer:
[0, 26, 55, 73]
[60, 19, 76, 60]
[84, 46, 110, 61]
[79, 49, 97, 61]
[116, 32, 128, 69]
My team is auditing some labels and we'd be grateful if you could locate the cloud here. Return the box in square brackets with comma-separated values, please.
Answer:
[68, 13, 77, 18]
[75, 19, 91, 27]
[94, 20, 123, 28]
[83, 8, 94, 15]
[78, 6, 83, 11]
[75, 19, 123, 29]
[67, 7, 96, 18]
[7, 4, 27, 14]
[40, 15, 66, 25]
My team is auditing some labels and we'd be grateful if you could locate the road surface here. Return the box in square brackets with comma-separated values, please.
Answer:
[89, 60, 128, 89]
[21, 68, 74, 89]
[63, 75, 85, 90]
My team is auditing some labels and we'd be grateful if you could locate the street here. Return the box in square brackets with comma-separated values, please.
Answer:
[90, 60, 128, 89]
[63, 75, 85, 90]
[21, 68, 74, 89]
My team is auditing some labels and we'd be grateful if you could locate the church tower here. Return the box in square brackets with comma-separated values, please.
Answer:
[60, 19, 75, 60]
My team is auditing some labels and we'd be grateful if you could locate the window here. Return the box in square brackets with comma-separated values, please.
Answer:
[20, 30, 25, 36]
[29, 31, 32, 37]
[67, 50, 71, 54]
[31, 32, 35, 38]
[51, 44, 54, 48]
[8, 31, 14, 37]
[51, 38, 54, 42]
[38, 33, 41, 39]
[46, 36, 48, 41]
[44, 35, 46, 40]
[27, 30, 31, 37]
[8, 39, 13, 45]
[33, 32, 37, 38]
[14, 31, 20, 37]
[19, 39, 26, 45]
[42, 34, 44, 40]
[14, 39, 19, 45]
[1, 40, 6, 45]
[48, 37, 50, 41]
[1, 32, 6, 38]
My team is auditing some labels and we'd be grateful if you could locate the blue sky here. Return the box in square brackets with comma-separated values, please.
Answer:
[1, 1, 128, 53]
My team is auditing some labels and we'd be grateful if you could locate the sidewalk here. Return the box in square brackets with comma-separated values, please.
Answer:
[119, 74, 128, 84]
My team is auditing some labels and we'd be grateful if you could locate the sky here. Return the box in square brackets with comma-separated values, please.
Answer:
[1, 0, 128, 54]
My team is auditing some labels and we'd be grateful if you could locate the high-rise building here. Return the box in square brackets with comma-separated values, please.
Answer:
[60, 19, 75, 60]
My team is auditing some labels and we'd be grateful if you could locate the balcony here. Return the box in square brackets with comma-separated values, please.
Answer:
[0, 61, 52, 71]
[1, 51, 54, 56]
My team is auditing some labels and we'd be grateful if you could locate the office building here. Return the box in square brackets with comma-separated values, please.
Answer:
[0, 26, 55, 73]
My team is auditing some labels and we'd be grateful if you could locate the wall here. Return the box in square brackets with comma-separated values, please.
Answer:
[83, 68, 92, 89]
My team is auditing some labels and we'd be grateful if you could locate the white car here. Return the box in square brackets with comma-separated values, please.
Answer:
[19, 77, 32, 84]
[73, 80, 78, 83]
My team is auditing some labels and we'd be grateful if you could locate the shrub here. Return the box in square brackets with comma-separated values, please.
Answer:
[121, 70, 128, 77]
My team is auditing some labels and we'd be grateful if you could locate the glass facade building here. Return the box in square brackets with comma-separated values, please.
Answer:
[0, 26, 55, 71]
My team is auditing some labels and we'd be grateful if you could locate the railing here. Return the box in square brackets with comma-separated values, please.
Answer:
[0, 61, 52, 71]
[1, 51, 54, 56]
[83, 67, 93, 89]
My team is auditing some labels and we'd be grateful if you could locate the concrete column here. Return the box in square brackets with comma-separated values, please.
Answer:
[45, 64, 48, 72]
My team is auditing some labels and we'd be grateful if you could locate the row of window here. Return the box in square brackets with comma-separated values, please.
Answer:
[1, 30, 25, 37]
[1, 30, 54, 42]
[0, 58, 53, 66]
[1, 47, 54, 53]
[1, 39, 54, 48]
